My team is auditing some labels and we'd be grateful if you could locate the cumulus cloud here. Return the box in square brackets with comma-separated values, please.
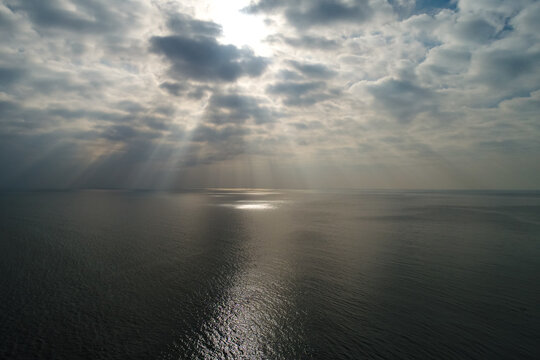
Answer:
[287, 60, 337, 79]
[5, 0, 143, 34]
[150, 11, 267, 83]
[245, 0, 373, 28]
[266, 34, 340, 50]
[267, 80, 334, 106]
[204, 92, 277, 124]
[368, 79, 437, 123]
[0, 0, 539, 189]
[150, 35, 267, 82]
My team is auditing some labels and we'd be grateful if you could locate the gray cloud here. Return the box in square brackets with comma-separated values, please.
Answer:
[473, 50, 540, 90]
[150, 12, 267, 83]
[267, 80, 336, 106]
[166, 12, 222, 37]
[287, 60, 337, 79]
[388, 0, 457, 19]
[266, 34, 340, 49]
[99, 124, 161, 142]
[181, 124, 251, 166]
[159, 82, 210, 99]
[150, 35, 267, 82]
[205, 92, 276, 124]
[0, 66, 25, 90]
[453, 17, 497, 44]
[368, 79, 437, 123]
[159, 82, 187, 96]
[245, 0, 373, 28]
[192, 124, 248, 143]
[1, 0, 540, 189]
[5, 0, 140, 34]
[268, 81, 325, 95]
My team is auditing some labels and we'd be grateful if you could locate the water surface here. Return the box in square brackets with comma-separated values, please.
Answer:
[1, 190, 539, 359]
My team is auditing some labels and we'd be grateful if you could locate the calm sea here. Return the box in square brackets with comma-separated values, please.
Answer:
[1, 190, 539, 359]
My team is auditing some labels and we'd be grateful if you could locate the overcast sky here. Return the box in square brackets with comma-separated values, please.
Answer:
[1, 0, 539, 189]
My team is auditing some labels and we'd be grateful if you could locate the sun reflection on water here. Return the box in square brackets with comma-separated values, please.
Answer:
[218, 200, 286, 210]
[210, 190, 286, 211]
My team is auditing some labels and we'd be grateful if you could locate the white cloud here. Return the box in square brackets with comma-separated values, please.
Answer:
[0, 0, 539, 189]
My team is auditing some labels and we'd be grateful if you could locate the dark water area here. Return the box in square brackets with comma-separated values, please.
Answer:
[0, 190, 539, 359]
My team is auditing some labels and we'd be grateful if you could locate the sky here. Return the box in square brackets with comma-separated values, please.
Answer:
[1, 0, 539, 190]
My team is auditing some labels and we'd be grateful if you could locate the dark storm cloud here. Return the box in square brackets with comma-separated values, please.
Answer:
[245, 0, 372, 28]
[205, 93, 276, 124]
[150, 35, 267, 82]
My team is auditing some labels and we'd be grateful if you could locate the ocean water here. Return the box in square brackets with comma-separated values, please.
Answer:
[0, 190, 539, 359]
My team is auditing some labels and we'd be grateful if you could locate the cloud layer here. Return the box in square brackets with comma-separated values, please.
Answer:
[1, 0, 539, 189]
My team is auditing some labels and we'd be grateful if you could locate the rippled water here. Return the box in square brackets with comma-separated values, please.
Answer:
[1, 190, 539, 359]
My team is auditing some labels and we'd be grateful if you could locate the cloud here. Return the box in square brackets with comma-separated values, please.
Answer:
[159, 82, 210, 99]
[0, 0, 540, 189]
[287, 60, 337, 79]
[245, 0, 373, 29]
[472, 49, 540, 90]
[388, 0, 457, 19]
[192, 123, 248, 143]
[204, 92, 276, 124]
[181, 123, 251, 166]
[5, 0, 141, 34]
[367, 79, 437, 123]
[166, 12, 222, 37]
[150, 35, 267, 82]
[267, 80, 337, 106]
[452, 16, 497, 44]
[266, 34, 340, 50]
[0, 66, 25, 90]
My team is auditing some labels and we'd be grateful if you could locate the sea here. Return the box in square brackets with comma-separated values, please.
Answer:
[0, 189, 539, 359]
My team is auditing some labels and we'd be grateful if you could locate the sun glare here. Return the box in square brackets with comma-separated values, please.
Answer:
[206, 0, 271, 56]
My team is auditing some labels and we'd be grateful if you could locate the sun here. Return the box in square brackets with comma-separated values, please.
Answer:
[204, 0, 272, 56]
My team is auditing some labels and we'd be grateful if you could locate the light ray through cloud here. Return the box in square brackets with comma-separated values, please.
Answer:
[0, 0, 539, 190]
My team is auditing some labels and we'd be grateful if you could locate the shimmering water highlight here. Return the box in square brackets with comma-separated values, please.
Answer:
[1, 190, 539, 359]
